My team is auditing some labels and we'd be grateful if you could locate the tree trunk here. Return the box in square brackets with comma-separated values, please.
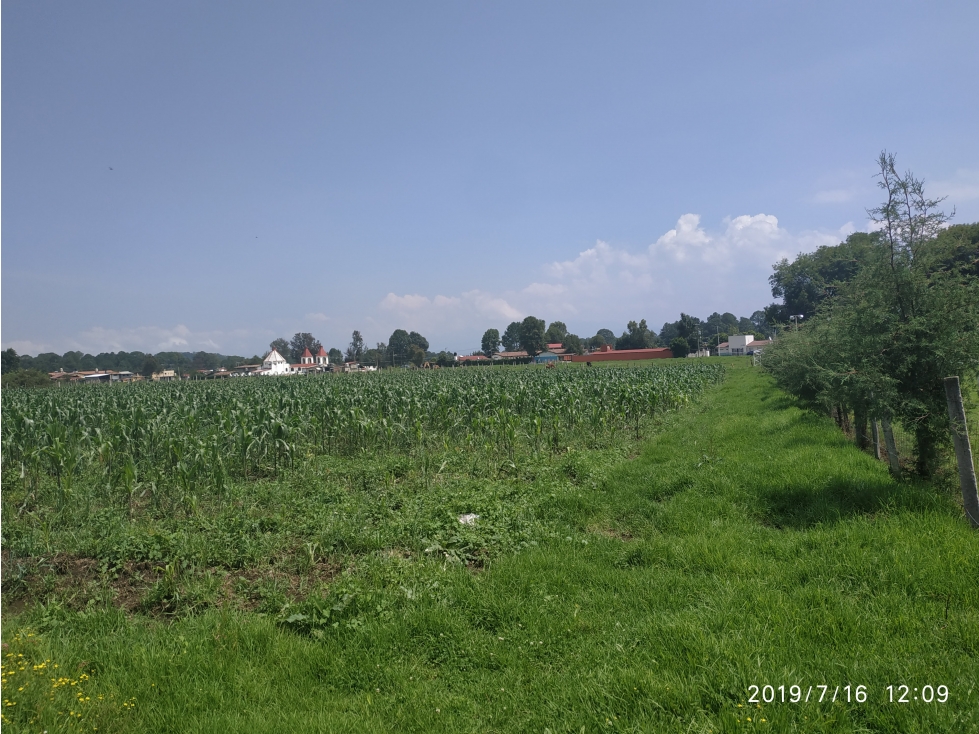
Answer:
[881, 416, 901, 478]
[914, 425, 939, 479]
[944, 377, 979, 529]
[855, 406, 869, 451]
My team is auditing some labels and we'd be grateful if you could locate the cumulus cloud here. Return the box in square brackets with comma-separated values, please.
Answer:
[305, 312, 330, 322]
[376, 212, 855, 349]
[378, 289, 522, 334]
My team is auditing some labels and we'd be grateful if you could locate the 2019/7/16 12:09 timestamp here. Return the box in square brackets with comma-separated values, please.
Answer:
[747, 684, 949, 704]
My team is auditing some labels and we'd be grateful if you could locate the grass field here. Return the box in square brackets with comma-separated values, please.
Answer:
[2, 362, 977, 733]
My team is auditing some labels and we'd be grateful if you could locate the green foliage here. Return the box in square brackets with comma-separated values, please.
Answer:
[763, 153, 979, 477]
[289, 333, 322, 361]
[501, 321, 522, 352]
[346, 331, 365, 362]
[544, 321, 567, 344]
[767, 232, 876, 321]
[518, 316, 546, 355]
[1, 369, 53, 389]
[561, 333, 584, 355]
[481, 328, 501, 357]
[669, 337, 690, 358]
[3, 366, 976, 732]
[328, 347, 344, 364]
[140, 355, 160, 378]
[616, 319, 656, 350]
[269, 338, 291, 362]
[2, 348, 22, 374]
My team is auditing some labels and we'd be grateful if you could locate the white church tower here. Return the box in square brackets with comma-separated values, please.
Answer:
[261, 348, 290, 375]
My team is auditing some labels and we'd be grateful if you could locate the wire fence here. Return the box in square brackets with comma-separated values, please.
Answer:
[838, 378, 979, 478]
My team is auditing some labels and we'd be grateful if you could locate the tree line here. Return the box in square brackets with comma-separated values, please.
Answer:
[267, 329, 456, 369]
[1, 348, 261, 383]
[477, 311, 770, 359]
[762, 152, 979, 478]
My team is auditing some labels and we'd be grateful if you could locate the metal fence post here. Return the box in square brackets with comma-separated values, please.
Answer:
[944, 376, 979, 529]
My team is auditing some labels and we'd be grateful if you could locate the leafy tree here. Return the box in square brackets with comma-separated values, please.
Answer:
[408, 331, 429, 352]
[764, 152, 979, 478]
[1, 369, 52, 388]
[346, 330, 365, 362]
[669, 337, 690, 358]
[433, 351, 456, 367]
[290, 332, 323, 361]
[270, 338, 292, 362]
[192, 351, 219, 371]
[328, 348, 343, 364]
[596, 328, 616, 345]
[617, 319, 656, 350]
[2, 348, 21, 374]
[544, 321, 568, 344]
[501, 322, 522, 352]
[519, 316, 546, 355]
[388, 329, 412, 366]
[562, 333, 584, 355]
[140, 355, 160, 378]
[481, 328, 501, 357]
[409, 345, 426, 367]
[768, 232, 875, 321]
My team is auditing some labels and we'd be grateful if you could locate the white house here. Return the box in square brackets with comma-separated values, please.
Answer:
[718, 335, 772, 356]
[260, 348, 291, 375]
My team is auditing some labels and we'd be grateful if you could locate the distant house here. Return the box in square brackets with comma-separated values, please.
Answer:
[151, 369, 177, 382]
[534, 351, 561, 364]
[457, 354, 491, 365]
[718, 335, 770, 357]
[492, 350, 532, 364]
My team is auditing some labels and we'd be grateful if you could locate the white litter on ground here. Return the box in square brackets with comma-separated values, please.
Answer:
[458, 513, 479, 525]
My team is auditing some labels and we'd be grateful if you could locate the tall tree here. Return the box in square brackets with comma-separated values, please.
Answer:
[346, 330, 365, 362]
[764, 152, 979, 478]
[408, 331, 429, 353]
[669, 337, 690, 358]
[562, 333, 584, 355]
[481, 328, 501, 357]
[501, 321, 522, 352]
[388, 329, 412, 366]
[617, 319, 656, 350]
[141, 355, 160, 378]
[269, 338, 291, 362]
[328, 348, 344, 364]
[1, 348, 21, 374]
[289, 332, 322, 361]
[518, 316, 546, 355]
[544, 321, 568, 344]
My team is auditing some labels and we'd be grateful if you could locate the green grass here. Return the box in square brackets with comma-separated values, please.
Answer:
[3, 364, 977, 733]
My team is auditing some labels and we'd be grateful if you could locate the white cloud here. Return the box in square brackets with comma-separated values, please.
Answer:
[305, 312, 330, 322]
[374, 213, 856, 349]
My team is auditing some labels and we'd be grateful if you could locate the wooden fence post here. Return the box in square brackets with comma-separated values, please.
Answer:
[944, 376, 979, 529]
[871, 419, 881, 461]
[880, 416, 901, 478]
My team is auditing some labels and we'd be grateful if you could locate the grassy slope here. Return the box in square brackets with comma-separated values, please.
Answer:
[3, 365, 977, 733]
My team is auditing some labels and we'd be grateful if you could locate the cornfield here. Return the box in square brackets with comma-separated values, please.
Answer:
[2, 363, 723, 511]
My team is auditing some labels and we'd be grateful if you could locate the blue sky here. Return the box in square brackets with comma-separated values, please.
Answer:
[3, 1, 978, 357]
